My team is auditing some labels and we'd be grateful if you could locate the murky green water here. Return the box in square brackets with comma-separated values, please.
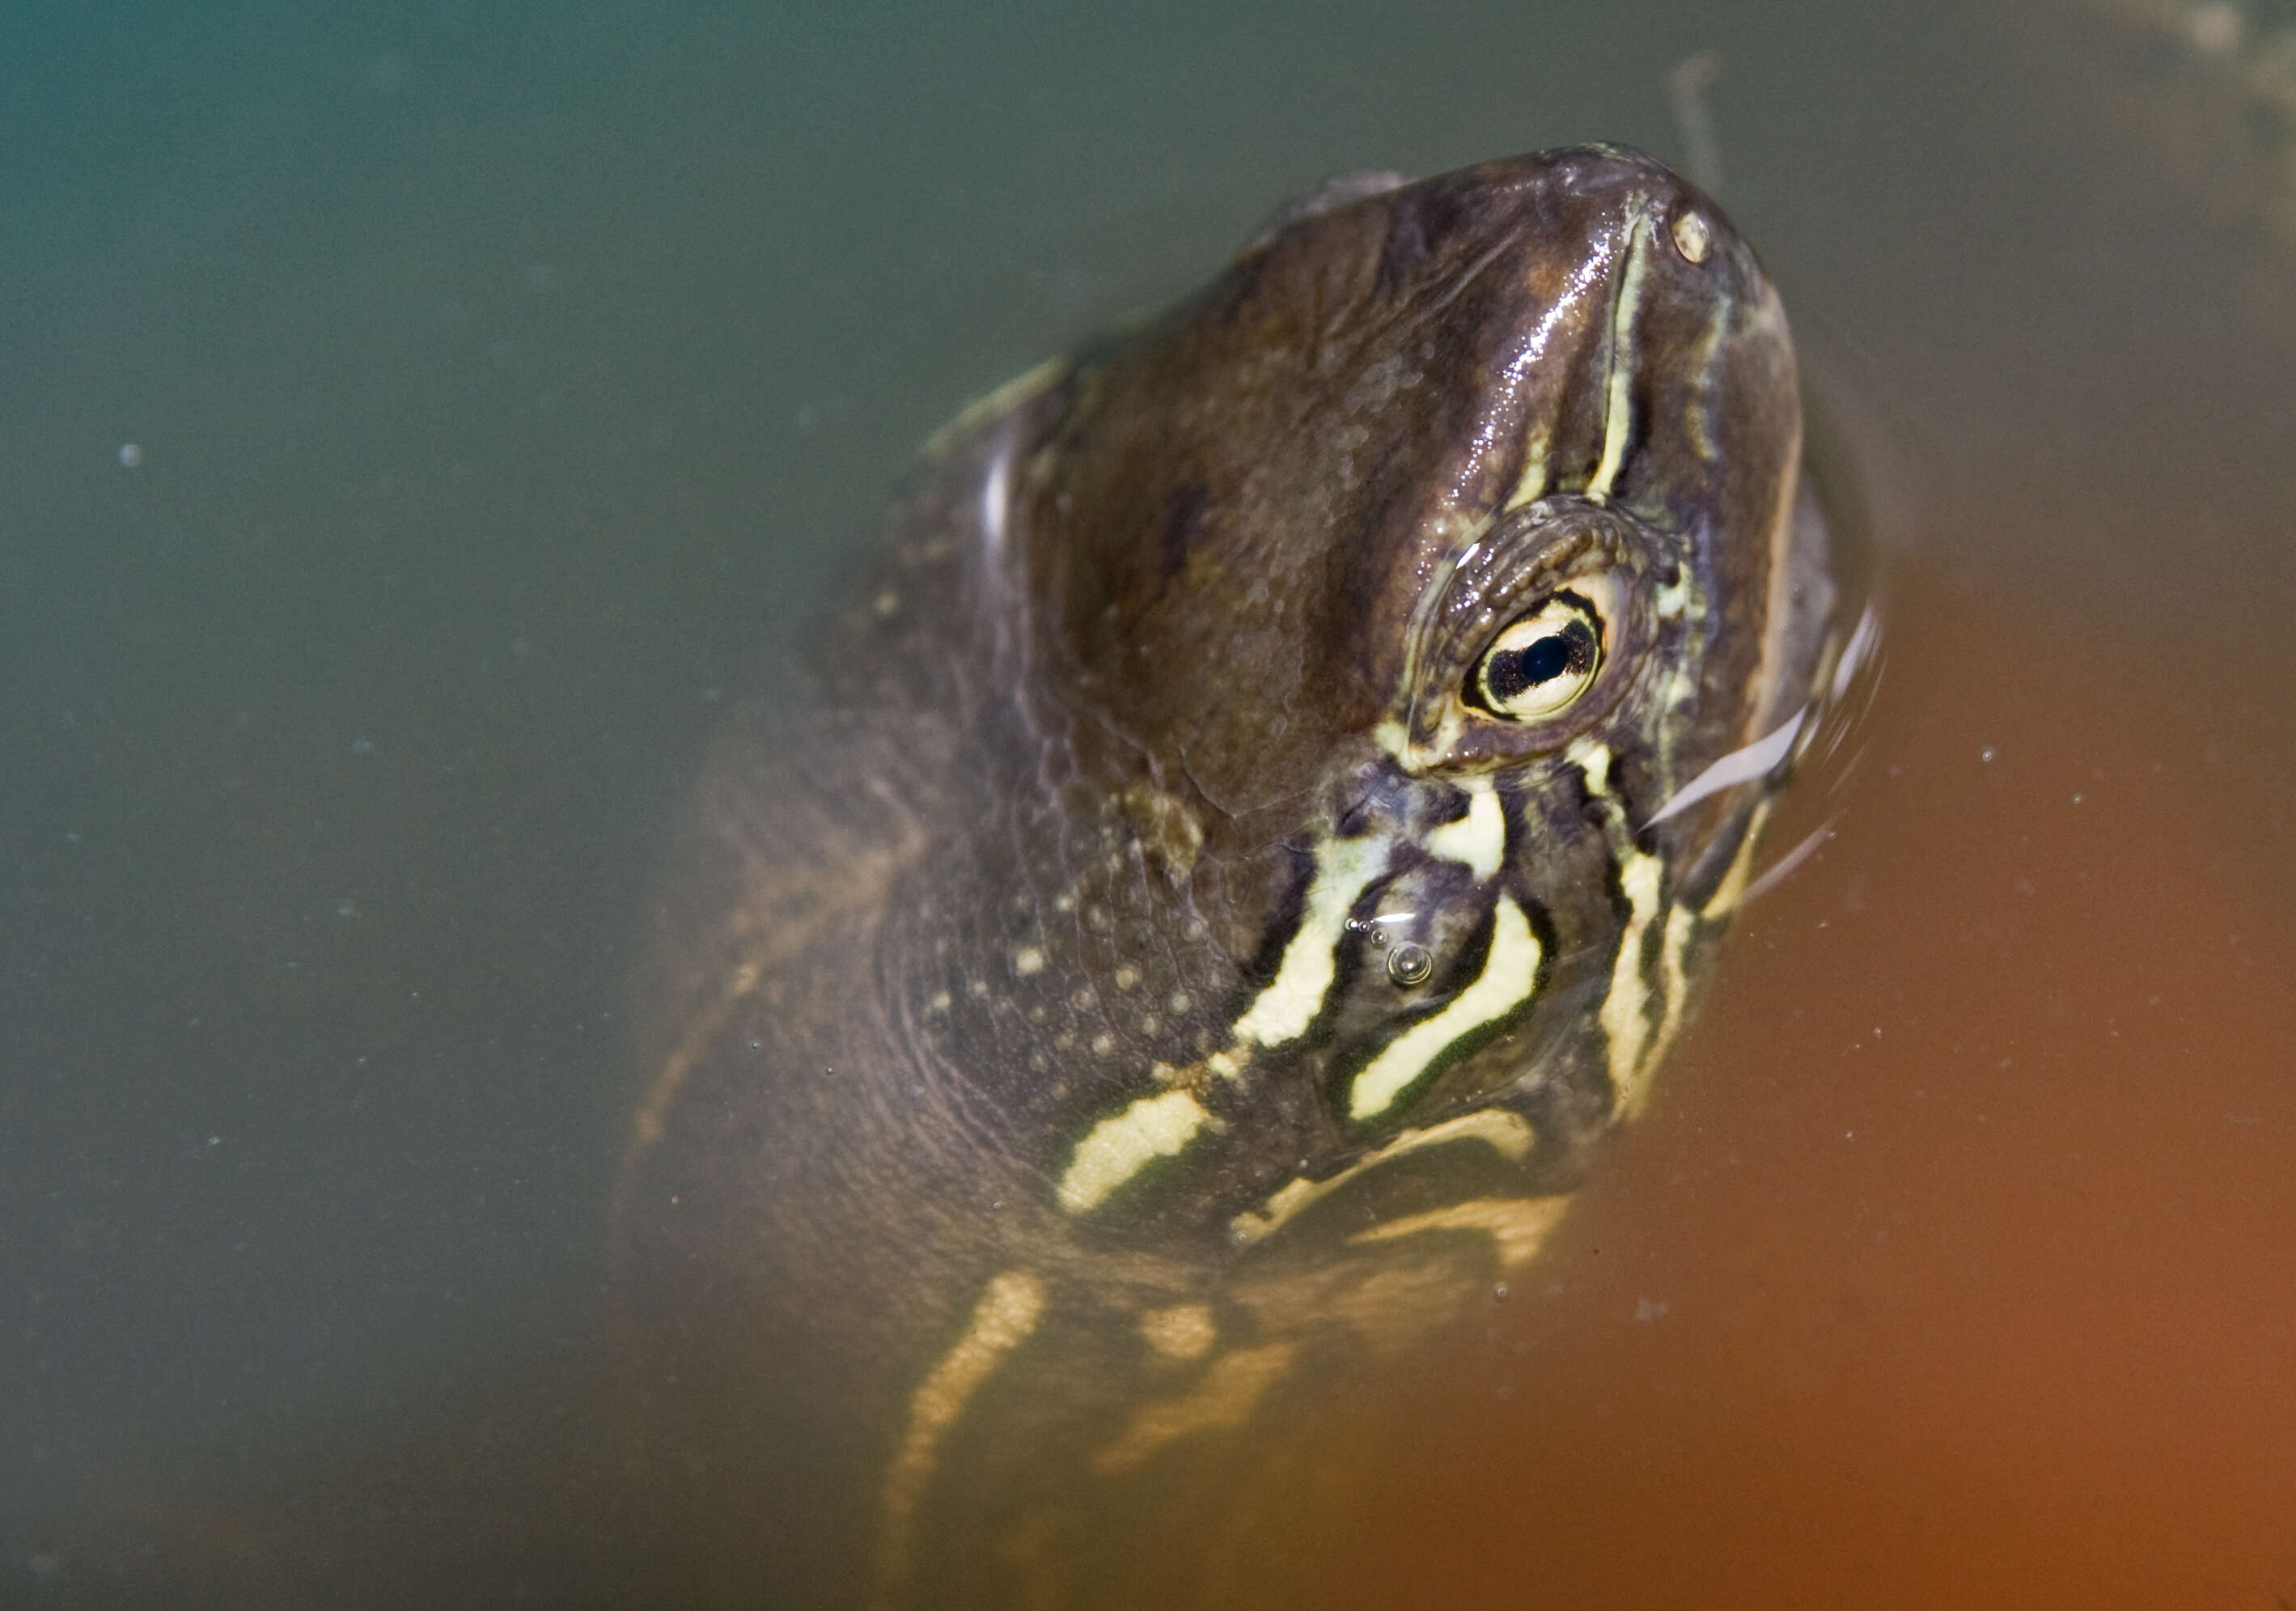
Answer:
[6, 1, 2294, 1604]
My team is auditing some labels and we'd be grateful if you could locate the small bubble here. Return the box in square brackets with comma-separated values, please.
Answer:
[117, 442, 143, 468]
[1979, 746, 1998, 763]
[1386, 942, 1434, 988]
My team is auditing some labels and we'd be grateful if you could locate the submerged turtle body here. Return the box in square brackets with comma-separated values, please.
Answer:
[619, 147, 1846, 1608]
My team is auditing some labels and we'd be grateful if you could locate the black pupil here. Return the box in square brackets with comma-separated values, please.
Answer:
[1486, 617, 1595, 703]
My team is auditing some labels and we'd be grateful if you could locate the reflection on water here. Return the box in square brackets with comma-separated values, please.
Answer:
[6, 0, 2294, 1605]
[1166, 564, 2296, 1607]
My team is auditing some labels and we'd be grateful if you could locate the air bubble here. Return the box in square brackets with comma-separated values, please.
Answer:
[1386, 942, 1434, 988]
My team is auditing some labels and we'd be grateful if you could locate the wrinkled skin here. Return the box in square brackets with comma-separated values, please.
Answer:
[616, 147, 1844, 1608]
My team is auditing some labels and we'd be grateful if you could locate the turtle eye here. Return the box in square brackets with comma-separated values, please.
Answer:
[1467, 589, 1606, 722]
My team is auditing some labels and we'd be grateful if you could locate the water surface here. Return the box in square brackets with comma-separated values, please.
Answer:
[6, 0, 2294, 1603]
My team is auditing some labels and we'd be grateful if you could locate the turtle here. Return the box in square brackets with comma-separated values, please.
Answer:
[611, 145, 1857, 1609]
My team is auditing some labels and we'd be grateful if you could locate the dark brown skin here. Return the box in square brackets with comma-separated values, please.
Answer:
[610, 147, 1845, 1609]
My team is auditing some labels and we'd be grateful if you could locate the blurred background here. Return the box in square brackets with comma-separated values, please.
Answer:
[5, 0, 2294, 1603]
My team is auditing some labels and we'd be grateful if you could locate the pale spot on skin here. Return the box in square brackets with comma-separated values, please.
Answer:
[875, 1270, 1046, 1603]
[1137, 1302, 1218, 1362]
[1229, 832, 1390, 1049]
[1348, 897, 1544, 1121]
[1670, 209, 1712, 264]
[1090, 1032, 1116, 1058]
[1349, 1194, 1572, 1269]
[1421, 782, 1506, 879]
[1012, 946, 1045, 977]
[1586, 216, 1653, 503]
[1057, 1090, 1210, 1213]
[1601, 850, 1665, 1113]
[1091, 1344, 1295, 1473]
[1503, 427, 1550, 511]
[1229, 1109, 1538, 1245]
[1113, 964, 1140, 990]
[1569, 736, 1677, 1117]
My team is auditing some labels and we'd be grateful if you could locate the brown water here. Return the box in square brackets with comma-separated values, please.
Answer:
[8, 0, 2296, 1605]
[1126, 566, 2296, 1607]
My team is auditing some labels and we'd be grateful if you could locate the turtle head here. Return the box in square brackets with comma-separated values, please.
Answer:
[1006, 146, 1835, 1222]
